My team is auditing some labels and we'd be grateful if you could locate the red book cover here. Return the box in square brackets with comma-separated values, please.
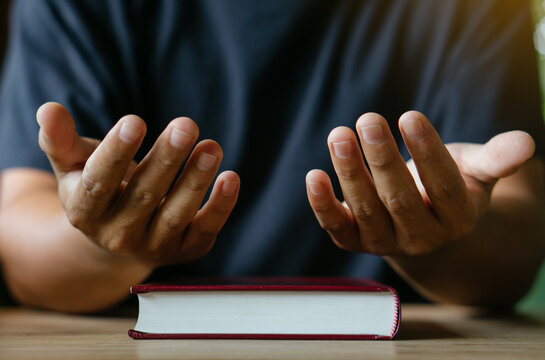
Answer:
[128, 277, 400, 340]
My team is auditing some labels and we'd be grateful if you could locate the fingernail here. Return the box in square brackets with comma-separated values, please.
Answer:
[36, 103, 48, 127]
[222, 181, 238, 196]
[307, 181, 323, 195]
[36, 105, 45, 127]
[170, 127, 194, 149]
[401, 118, 425, 141]
[119, 120, 141, 143]
[196, 152, 217, 171]
[332, 141, 352, 159]
[358, 124, 385, 144]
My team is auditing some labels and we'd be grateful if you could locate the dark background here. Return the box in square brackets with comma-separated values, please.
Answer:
[0, 0, 10, 67]
[0, 0, 11, 306]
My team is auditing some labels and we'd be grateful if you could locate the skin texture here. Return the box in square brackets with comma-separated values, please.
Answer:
[0, 102, 240, 312]
[0, 104, 543, 311]
[306, 111, 545, 306]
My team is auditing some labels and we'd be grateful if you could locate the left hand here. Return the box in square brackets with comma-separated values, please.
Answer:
[306, 111, 535, 256]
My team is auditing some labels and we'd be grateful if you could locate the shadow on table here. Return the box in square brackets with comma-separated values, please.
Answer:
[395, 320, 462, 340]
[135, 339, 397, 360]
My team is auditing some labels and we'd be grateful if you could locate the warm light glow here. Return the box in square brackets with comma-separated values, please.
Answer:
[535, 1, 545, 56]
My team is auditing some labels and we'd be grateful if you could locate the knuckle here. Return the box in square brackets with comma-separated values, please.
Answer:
[350, 202, 376, 223]
[81, 171, 111, 199]
[427, 181, 458, 202]
[65, 201, 94, 230]
[66, 209, 88, 229]
[322, 220, 346, 234]
[131, 189, 160, 207]
[312, 202, 332, 215]
[366, 154, 396, 171]
[413, 149, 437, 164]
[103, 224, 137, 255]
[157, 156, 179, 170]
[101, 147, 126, 168]
[185, 178, 209, 194]
[336, 165, 363, 181]
[106, 239, 125, 254]
[105, 236, 131, 255]
[208, 201, 233, 216]
[384, 194, 414, 216]
[162, 210, 186, 232]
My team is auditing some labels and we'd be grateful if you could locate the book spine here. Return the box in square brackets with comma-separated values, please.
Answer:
[390, 289, 401, 338]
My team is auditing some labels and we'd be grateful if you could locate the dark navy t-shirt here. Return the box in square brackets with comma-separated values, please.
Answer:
[0, 0, 544, 300]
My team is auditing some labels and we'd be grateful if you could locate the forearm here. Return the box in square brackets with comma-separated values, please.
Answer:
[0, 179, 153, 313]
[387, 160, 545, 306]
[0, 106, 235, 312]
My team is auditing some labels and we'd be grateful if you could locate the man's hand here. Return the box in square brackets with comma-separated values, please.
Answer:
[306, 111, 535, 257]
[37, 102, 240, 267]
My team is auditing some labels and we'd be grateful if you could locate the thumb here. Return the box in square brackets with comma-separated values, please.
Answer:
[37, 102, 99, 175]
[464, 131, 535, 184]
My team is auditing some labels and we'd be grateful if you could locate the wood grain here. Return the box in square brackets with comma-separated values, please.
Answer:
[1, 304, 544, 360]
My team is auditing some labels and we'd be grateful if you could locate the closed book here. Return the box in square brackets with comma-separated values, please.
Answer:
[128, 277, 400, 340]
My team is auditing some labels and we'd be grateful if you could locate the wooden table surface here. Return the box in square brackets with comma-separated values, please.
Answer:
[1, 304, 544, 360]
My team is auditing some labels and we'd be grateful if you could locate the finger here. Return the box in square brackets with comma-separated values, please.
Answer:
[147, 140, 223, 250]
[176, 171, 240, 263]
[115, 117, 199, 221]
[305, 169, 361, 252]
[464, 130, 536, 184]
[356, 113, 442, 255]
[36, 102, 100, 175]
[327, 127, 396, 254]
[69, 115, 146, 218]
[398, 111, 474, 237]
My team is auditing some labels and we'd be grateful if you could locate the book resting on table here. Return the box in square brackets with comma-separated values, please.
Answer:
[128, 277, 400, 340]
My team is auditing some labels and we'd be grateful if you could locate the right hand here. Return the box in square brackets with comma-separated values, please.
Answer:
[37, 102, 240, 267]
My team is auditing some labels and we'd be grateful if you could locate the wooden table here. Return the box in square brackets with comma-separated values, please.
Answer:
[1, 304, 544, 360]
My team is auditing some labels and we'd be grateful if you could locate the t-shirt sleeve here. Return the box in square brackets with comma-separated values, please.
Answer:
[0, 0, 134, 172]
